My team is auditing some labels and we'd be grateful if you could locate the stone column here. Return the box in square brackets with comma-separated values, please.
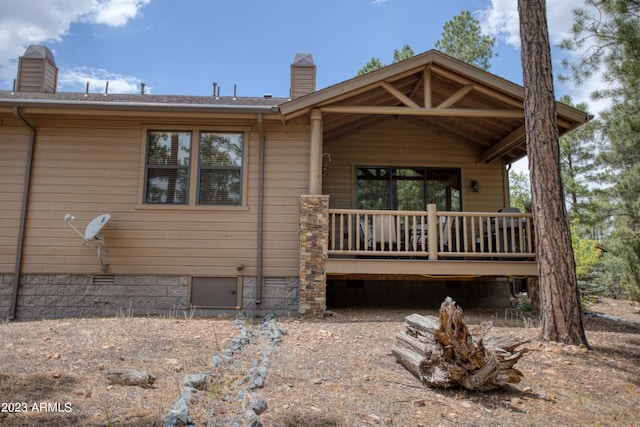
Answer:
[299, 195, 329, 317]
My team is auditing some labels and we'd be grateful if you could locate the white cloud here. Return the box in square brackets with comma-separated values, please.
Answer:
[480, 0, 584, 47]
[371, 0, 388, 5]
[0, 0, 150, 90]
[479, 0, 608, 115]
[58, 66, 147, 94]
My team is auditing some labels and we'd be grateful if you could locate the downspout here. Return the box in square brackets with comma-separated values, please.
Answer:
[9, 107, 36, 319]
[255, 113, 265, 304]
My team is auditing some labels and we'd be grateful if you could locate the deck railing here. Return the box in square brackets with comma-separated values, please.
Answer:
[328, 205, 535, 260]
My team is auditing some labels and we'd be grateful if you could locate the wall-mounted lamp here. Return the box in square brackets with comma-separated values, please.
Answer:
[322, 152, 332, 175]
[471, 179, 480, 192]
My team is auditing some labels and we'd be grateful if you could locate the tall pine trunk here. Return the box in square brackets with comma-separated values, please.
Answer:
[517, 0, 589, 347]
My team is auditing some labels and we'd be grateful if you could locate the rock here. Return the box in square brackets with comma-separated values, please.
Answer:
[179, 386, 198, 404]
[183, 374, 208, 390]
[210, 355, 226, 368]
[248, 366, 267, 389]
[244, 391, 268, 415]
[164, 396, 193, 427]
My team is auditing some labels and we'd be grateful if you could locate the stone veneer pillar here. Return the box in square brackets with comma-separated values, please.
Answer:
[299, 195, 329, 317]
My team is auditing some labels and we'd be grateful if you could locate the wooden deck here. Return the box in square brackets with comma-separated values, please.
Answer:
[327, 206, 538, 277]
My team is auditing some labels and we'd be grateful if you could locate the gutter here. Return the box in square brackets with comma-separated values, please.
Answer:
[256, 113, 265, 304]
[9, 107, 36, 320]
[0, 98, 281, 115]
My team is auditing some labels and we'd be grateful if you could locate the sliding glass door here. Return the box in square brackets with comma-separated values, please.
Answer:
[356, 167, 461, 211]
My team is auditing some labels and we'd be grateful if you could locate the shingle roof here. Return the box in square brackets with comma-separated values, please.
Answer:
[0, 91, 288, 106]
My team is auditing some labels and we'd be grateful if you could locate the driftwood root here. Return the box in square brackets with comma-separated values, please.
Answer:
[392, 297, 532, 391]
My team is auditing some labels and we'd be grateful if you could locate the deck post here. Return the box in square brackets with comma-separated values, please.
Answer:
[299, 194, 329, 317]
[427, 204, 438, 260]
[309, 108, 323, 194]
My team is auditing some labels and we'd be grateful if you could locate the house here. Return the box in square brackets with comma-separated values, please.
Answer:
[0, 46, 588, 320]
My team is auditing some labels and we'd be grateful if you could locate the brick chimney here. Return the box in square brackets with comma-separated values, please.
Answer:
[290, 53, 316, 99]
[16, 45, 58, 93]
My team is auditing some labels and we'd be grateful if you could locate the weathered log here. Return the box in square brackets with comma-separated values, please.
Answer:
[393, 297, 533, 391]
[395, 332, 435, 356]
[105, 369, 156, 388]
[391, 345, 424, 379]
[405, 313, 440, 335]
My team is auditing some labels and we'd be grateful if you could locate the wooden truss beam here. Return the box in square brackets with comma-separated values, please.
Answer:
[479, 124, 527, 163]
[320, 105, 525, 118]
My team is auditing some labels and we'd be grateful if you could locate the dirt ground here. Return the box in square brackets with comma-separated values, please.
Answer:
[1, 298, 638, 427]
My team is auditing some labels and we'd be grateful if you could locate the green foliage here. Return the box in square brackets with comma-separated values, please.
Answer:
[571, 220, 605, 302]
[561, 0, 640, 300]
[508, 170, 530, 213]
[356, 45, 415, 76]
[356, 57, 385, 76]
[435, 10, 497, 70]
[392, 45, 415, 63]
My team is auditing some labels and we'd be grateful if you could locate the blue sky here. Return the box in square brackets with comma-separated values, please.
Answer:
[0, 0, 600, 110]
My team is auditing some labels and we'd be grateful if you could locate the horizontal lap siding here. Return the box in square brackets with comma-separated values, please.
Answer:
[262, 124, 309, 275]
[323, 120, 507, 211]
[0, 124, 29, 271]
[15, 118, 309, 278]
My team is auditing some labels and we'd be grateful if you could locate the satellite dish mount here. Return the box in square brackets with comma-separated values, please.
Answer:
[64, 213, 111, 273]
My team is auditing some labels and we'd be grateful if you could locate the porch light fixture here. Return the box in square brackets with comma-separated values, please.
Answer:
[322, 152, 332, 175]
[471, 180, 479, 192]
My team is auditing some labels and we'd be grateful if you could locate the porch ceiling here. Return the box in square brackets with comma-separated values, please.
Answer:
[280, 50, 590, 165]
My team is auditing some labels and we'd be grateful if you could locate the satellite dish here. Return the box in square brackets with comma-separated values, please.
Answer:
[84, 213, 111, 240]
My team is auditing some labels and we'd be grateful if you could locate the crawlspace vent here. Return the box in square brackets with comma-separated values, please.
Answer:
[92, 275, 115, 285]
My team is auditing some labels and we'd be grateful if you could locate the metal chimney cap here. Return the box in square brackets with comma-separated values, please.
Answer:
[23, 45, 56, 64]
[292, 53, 314, 67]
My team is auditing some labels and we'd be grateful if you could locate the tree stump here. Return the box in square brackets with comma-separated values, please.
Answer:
[392, 297, 532, 391]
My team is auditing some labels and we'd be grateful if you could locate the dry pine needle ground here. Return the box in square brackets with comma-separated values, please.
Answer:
[0, 298, 638, 426]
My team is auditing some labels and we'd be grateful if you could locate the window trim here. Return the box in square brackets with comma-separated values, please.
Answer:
[138, 126, 250, 209]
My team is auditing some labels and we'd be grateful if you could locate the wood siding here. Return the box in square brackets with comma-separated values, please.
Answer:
[322, 119, 508, 211]
[0, 116, 308, 278]
[290, 66, 316, 99]
[17, 58, 57, 93]
[0, 121, 29, 271]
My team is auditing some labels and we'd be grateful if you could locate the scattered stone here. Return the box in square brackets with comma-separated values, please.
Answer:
[164, 396, 193, 427]
[210, 355, 226, 368]
[244, 391, 268, 415]
[183, 373, 208, 390]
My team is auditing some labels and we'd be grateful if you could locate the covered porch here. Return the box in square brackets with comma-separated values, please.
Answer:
[285, 51, 588, 315]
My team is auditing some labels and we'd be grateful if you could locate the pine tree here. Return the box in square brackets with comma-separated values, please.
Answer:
[562, 0, 640, 300]
[435, 10, 497, 70]
[518, 0, 589, 347]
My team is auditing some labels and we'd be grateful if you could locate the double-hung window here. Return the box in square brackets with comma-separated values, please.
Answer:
[145, 131, 191, 204]
[144, 129, 244, 206]
[198, 132, 244, 205]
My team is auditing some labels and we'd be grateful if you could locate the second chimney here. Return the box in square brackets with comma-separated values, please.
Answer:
[290, 53, 316, 99]
[16, 45, 58, 94]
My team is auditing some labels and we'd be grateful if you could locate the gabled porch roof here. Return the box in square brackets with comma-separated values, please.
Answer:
[280, 50, 590, 164]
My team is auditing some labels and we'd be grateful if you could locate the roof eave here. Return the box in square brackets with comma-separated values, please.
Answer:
[0, 98, 281, 115]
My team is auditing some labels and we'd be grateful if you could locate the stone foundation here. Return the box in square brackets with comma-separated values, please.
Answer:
[1, 274, 188, 320]
[242, 277, 299, 315]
